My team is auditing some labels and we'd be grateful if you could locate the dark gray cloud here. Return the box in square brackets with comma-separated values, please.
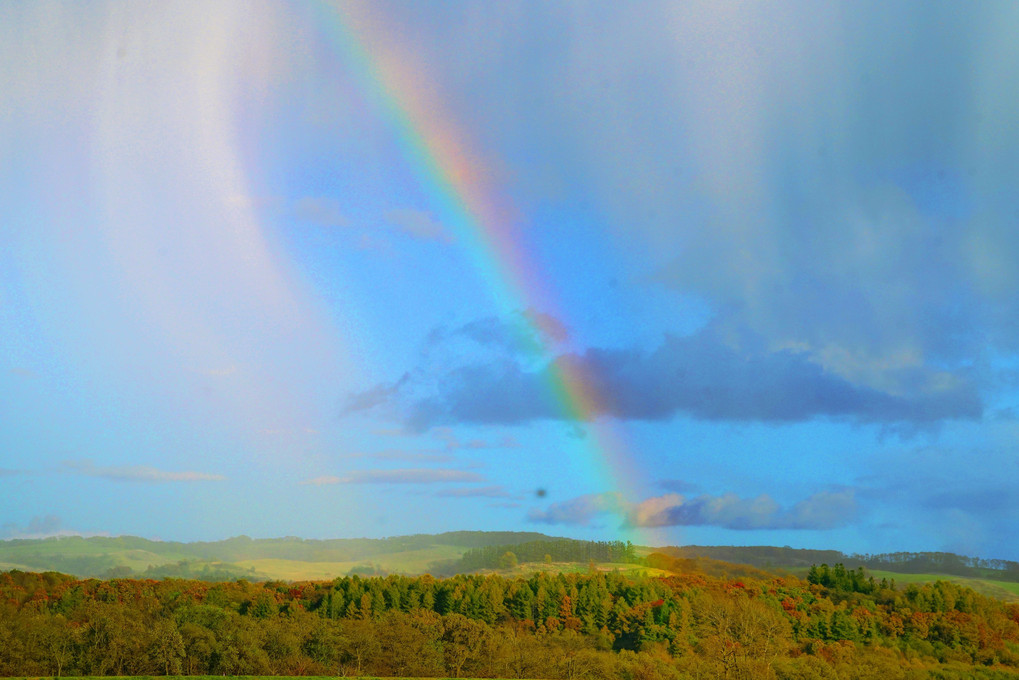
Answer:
[527, 492, 625, 526]
[341, 376, 408, 416]
[625, 490, 857, 530]
[851, 443, 1019, 557]
[421, 311, 566, 366]
[528, 489, 856, 530]
[346, 322, 980, 430]
[367, 2, 1019, 412]
[857, 445, 1019, 519]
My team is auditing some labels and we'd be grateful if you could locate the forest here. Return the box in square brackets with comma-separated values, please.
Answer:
[3, 553, 1019, 678]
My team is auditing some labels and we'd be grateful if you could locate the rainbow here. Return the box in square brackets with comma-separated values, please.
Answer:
[311, 2, 648, 538]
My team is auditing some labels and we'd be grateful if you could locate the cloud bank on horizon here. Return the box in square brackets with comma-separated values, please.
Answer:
[4, 1, 1019, 560]
[528, 489, 856, 532]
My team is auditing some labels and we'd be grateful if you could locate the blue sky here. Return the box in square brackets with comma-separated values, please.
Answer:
[4, 1, 1019, 560]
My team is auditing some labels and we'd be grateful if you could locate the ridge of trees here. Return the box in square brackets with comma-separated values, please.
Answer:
[459, 538, 638, 571]
[3, 556, 1019, 678]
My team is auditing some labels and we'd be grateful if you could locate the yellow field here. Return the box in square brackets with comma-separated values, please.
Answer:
[234, 545, 466, 580]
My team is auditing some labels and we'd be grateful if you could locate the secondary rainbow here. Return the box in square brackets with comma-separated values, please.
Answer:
[311, 2, 646, 534]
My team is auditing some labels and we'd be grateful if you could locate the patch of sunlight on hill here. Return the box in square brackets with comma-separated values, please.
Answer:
[486, 561, 673, 578]
[233, 559, 362, 580]
[235, 545, 466, 579]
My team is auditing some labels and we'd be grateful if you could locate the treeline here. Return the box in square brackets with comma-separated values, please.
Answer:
[860, 552, 1019, 579]
[665, 546, 1019, 582]
[4, 558, 1019, 678]
[459, 538, 637, 570]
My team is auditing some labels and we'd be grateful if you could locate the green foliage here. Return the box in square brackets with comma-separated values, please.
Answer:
[3, 561, 1019, 677]
[807, 563, 876, 594]
[497, 551, 518, 569]
[460, 537, 638, 570]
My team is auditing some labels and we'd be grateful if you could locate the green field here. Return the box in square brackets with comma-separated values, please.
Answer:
[864, 569, 1019, 601]
[786, 566, 1019, 602]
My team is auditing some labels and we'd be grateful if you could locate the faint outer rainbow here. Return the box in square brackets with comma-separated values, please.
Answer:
[312, 2, 646, 535]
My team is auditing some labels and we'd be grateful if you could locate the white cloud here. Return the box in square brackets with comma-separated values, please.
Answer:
[301, 468, 485, 485]
[64, 460, 225, 483]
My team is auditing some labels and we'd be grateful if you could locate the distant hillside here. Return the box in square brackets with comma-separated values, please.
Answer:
[0, 531, 559, 580]
[7, 533, 1019, 587]
[663, 545, 1019, 582]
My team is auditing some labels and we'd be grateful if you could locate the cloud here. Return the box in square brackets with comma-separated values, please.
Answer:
[301, 468, 485, 485]
[347, 321, 980, 430]
[529, 489, 857, 530]
[300, 475, 342, 486]
[385, 208, 451, 242]
[527, 492, 626, 526]
[0, 515, 108, 540]
[436, 485, 512, 498]
[64, 460, 225, 483]
[784, 489, 859, 530]
[1, 515, 62, 539]
[857, 445, 1019, 520]
[659, 479, 699, 493]
[294, 196, 348, 227]
[433, 427, 521, 451]
[624, 490, 857, 530]
[341, 378, 407, 416]
[422, 312, 570, 366]
[368, 449, 454, 463]
[366, 3, 1019, 412]
[522, 309, 570, 344]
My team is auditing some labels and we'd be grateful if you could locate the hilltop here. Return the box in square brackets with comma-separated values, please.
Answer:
[4, 532, 1019, 600]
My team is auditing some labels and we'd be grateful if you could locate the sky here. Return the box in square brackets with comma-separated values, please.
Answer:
[4, 1, 1019, 560]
